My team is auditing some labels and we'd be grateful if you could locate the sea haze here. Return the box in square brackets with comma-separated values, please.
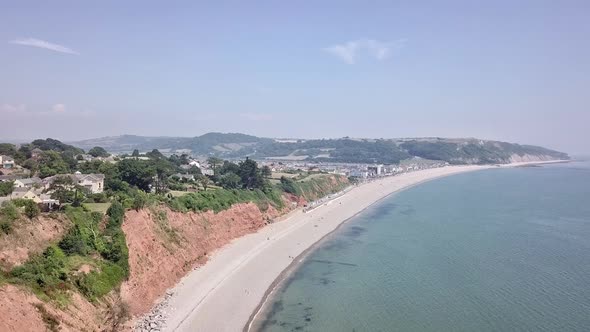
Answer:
[253, 161, 590, 331]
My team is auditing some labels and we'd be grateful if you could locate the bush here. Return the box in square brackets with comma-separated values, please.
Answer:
[0, 221, 13, 234]
[75, 261, 126, 299]
[11, 245, 68, 295]
[132, 192, 148, 211]
[0, 201, 20, 222]
[280, 176, 300, 195]
[25, 202, 40, 219]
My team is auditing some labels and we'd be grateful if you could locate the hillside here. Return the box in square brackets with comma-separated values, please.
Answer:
[68, 134, 569, 164]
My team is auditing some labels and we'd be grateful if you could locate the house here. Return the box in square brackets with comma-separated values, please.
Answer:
[73, 173, 105, 193]
[10, 187, 42, 203]
[44, 172, 105, 194]
[188, 160, 201, 168]
[173, 173, 195, 181]
[0, 155, 15, 169]
[14, 177, 42, 188]
[2, 187, 60, 210]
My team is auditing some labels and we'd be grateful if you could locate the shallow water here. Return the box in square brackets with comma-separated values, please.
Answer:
[254, 161, 590, 331]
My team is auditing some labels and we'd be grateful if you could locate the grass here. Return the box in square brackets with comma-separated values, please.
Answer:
[168, 190, 190, 197]
[270, 172, 300, 179]
[83, 203, 111, 214]
[169, 187, 284, 213]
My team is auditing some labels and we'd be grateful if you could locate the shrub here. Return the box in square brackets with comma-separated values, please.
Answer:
[75, 261, 126, 299]
[280, 176, 300, 195]
[0, 221, 13, 234]
[0, 201, 19, 222]
[25, 202, 40, 219]
[11, 245, 68, 295]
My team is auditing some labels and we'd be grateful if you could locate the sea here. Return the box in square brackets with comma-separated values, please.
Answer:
[252, 161, 590, 332]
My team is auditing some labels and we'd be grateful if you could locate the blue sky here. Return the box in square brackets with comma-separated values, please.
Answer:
[1, 1, 589, 153]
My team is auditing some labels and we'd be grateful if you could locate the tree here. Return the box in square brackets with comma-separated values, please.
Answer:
[218, 172, 241, 189]
[188, 165, 202, 175]
[238, 158, 264, 189]
[207, 157, 223, 176]
[22, 159, 38, 174]
[117, 159, 156, 192]
[0, 143, 16, 156]
[219, 160, 240, 176]
[45, 175, 85, 205]
[196, 175, 211, 191]
[0, 181, 14, 196]
[132, 149, 140, 157]
[88, 146, 110, 158]
[146, 149, 165, 160]
[261, 165, 272, 178]
[38, 151, 69, 178]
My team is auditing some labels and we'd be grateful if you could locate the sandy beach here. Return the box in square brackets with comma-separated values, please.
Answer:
[159, 161, 566, 332]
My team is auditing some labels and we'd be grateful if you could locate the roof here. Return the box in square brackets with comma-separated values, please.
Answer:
[44, 173, 105, 184]
[0, 175, 20, 181]
[15, 177, 42, 185]
[75, 173, 105, 182]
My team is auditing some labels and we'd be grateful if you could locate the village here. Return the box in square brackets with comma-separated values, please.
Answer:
[0, 147, 448, 212]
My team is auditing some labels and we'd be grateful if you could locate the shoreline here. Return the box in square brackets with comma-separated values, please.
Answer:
[156, 160, 567, 332]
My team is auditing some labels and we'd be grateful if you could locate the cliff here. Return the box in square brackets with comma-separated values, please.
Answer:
[0, 175, 349, 332]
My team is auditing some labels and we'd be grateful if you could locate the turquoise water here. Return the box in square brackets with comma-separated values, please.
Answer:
[254, 162, 590, 331]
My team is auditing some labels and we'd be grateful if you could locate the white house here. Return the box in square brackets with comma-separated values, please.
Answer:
[0, 155, 15, 169]
[44, 173, 105, 194]
[72, 172, 105, 193]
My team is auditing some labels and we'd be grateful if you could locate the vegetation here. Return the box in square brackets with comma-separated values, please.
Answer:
[88, 146, 110, 158]
[68, 133, 569, 164]
[0, 181, 14, 196]
[9, 204, 128, 302]
[0, 201, 19, 234]
[169, 187, 284, 213]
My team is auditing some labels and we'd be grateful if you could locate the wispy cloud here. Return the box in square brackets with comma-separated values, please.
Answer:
[10, 38, 79, 55]
[323, 38, 405, 64]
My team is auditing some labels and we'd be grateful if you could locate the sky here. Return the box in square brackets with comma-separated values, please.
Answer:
[1, 1, 589, 153]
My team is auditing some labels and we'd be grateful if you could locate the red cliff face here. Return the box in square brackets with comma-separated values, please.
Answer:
[120, 202, 286, 317]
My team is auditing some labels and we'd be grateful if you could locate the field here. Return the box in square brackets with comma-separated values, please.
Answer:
[83, 203, 111, 214]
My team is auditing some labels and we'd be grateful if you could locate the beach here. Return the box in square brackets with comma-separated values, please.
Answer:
[159, 162, 565, 332]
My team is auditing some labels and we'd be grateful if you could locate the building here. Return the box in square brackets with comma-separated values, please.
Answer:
[367, 164, 384, 176]
[173, 173, 195, 181]
[188, 160, 201, 168]
[72, 173, 105, 193]
[10, 187, 42, 203]
[0, 155, 15, 169]
[14, 177, 43, 188]
[2, 187, 59, 210]
[44, 173, 105, 194]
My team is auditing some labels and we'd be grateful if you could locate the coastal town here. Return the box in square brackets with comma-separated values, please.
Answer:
[0, 144, 448, 211]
